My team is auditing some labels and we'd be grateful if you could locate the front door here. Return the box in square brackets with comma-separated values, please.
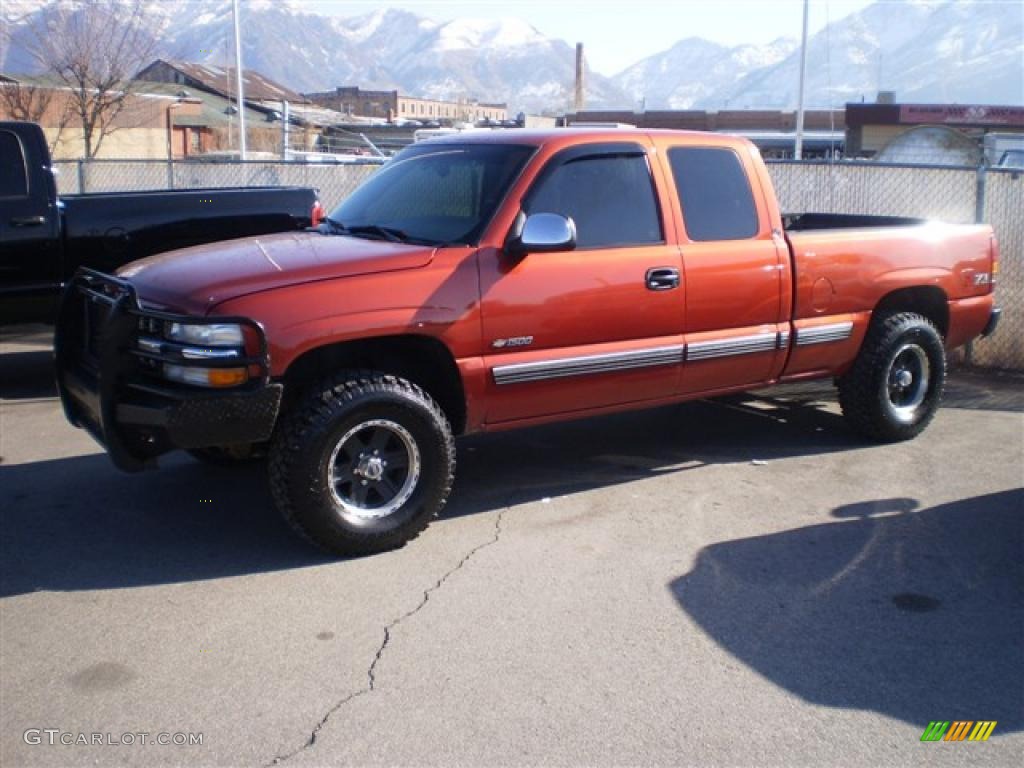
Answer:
[479, 141, 685, 424]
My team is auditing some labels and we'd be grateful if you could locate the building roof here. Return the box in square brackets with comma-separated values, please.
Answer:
[258, 99, 354, 128]
[137, 59, 307, 104]
[129, 80, 269, 127]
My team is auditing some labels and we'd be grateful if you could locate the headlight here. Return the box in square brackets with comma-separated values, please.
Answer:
[165, 322, 245, 347]
[164, 364, 249, 388]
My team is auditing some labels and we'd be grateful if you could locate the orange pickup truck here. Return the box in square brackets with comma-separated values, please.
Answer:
[55, 128, 1001, 555]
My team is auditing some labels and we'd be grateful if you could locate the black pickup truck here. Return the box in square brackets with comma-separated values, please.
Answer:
[1, 121, 318, 324]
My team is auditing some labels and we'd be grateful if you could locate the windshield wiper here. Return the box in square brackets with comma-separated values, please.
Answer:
[321, 216, 348, 235]
[345, 224, 410, 243]
[322, 219, 449, 246]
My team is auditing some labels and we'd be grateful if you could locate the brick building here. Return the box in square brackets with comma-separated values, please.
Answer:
[845, 101, 1024, 158]
[0, 75, 206, 159]
[304, 86, 507, 124]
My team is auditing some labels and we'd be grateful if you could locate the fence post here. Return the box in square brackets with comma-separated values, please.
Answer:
[975, 163, 987, 224]
[77, 159, 86, 194]
[167, 157, 175, 190]
[964, 163, 990, 366]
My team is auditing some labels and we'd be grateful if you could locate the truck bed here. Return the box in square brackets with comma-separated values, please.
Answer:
[783, 212, 928, 231]
[780, 216, 996, 380]
[60, 186, 317, 278]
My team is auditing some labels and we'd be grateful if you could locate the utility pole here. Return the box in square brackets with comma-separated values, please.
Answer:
[232, 0, 247, 160]
[794, 0, 810, 160]
[574, 43, 585, 113]
[282, 100, 290, 160]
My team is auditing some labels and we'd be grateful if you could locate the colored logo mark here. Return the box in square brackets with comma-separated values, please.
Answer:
[921, 721, 997, 742]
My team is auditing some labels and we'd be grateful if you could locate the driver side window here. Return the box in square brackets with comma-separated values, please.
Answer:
[525, 154, 663, 249]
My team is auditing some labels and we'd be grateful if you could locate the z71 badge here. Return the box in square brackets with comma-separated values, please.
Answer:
[491, 336, 534, 349]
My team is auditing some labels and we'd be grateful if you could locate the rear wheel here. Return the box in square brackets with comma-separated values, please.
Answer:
[269, 372, 455, 556]
[838, 311, 945, 441]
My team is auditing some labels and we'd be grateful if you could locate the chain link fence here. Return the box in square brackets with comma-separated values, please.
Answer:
[50, 157, 1022, 371]
[973, 169, 1024, 370]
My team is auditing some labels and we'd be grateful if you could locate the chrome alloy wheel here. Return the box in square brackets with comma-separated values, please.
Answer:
[886, 343, 931, 424]
[327, 419, 421, 521]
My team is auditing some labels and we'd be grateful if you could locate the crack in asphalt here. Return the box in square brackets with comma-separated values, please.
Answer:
[268, 507, 507, 765]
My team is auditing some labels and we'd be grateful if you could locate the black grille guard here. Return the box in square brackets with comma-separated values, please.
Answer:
[55, 267, 276, 471]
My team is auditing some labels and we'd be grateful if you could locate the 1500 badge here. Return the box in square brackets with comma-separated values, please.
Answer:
[492, 336, 534, 349]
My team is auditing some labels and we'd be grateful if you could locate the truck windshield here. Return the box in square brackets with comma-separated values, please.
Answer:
[328, 142, 535, 246]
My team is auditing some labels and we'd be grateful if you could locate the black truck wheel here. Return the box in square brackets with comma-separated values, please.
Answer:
[268, 372, 455, 556]
[838, 311, 945, 442]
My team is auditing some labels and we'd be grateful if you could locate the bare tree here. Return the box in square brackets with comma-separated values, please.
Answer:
[19, 0, 160, 158]
[0, 80, 72, 152]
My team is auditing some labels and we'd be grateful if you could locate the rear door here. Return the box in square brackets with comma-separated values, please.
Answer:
[663, 144, 788, 394]
[479, 141, 685, 423]
[0, 124, 60, 320]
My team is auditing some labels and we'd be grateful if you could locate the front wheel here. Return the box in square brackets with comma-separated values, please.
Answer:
[838, 311, 946, 442]
[268, 372, 455, 556]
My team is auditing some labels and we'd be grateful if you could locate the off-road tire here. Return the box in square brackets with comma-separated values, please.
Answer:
[268, 371, 455, 556]
[838, 311, 945, 442]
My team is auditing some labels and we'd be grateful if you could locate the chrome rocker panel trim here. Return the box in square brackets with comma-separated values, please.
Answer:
[795, 321, 854, 347]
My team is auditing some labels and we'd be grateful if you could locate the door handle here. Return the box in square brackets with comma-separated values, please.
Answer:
[646, 267, 680, 291]
[10, 215, 46, 227]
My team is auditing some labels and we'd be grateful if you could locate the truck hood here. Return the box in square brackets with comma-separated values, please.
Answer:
[116, 231, 436, 314]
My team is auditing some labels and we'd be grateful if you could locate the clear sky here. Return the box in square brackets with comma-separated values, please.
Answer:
[306, 0, 878, 74]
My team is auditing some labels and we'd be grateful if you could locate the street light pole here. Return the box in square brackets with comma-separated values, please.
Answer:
[232, 0, 247, 160]
[794, 0, 810, 160]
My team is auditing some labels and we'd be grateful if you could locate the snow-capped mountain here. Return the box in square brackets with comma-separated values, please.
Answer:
[635, 0, 1023, 109]
[0, 1, 629, 112]
[614, 37, 797, 109]
[1, 1, 1021, 112]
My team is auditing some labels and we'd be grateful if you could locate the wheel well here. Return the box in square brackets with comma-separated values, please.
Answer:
[873, 287, 949, 338]
[282, 336, 467, 434]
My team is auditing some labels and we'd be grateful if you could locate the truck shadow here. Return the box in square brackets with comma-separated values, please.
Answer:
[447, 388, 859, 519]
[2, 390, 861, 597]
[0, 376, 1019, 597]
[668, 489, 1024, 734]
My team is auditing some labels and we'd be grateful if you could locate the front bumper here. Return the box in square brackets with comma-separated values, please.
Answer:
[55, 268, 282, 472]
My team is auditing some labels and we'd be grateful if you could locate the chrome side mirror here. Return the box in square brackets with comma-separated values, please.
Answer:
[507, 212, 577, 255]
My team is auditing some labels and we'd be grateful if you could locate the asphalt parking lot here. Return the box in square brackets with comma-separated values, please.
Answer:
[1, 324, 1022, 767]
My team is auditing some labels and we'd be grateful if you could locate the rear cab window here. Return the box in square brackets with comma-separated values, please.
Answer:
[0, 130, 29, 198]
[667, 147, 759, 241]
[525, 149, 663, 249]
